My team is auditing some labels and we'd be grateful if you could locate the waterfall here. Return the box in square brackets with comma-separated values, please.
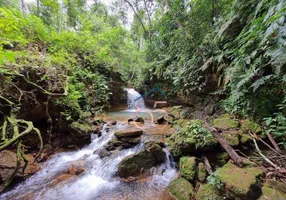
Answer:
[125, 88, 145, 110]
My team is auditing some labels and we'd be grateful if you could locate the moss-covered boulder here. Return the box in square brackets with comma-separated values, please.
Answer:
[264, 179, 286, 193]
[196, 184, 223, 200]
[258, 185, 286, 200]
[167, 120, 217, 158]
[117, 142, 166, 178]
[218, 162, 264, 199]
[197, 162, 207, 182]
[114, 128, 143, 138]
[213, 114, 239, 130]
[240, 133, 253, 144]
[117, 150, 156, 177]
[168, 178, 194, 200]
[179, 157, 196, 181]
[241, 119, 262, 134]
[221, 130, 240, 146]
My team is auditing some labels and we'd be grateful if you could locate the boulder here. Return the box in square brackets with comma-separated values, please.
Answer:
[120, 136, 141, 144]
[196, 184, 223, 200]
[259, 185, 286, 200]
[168, 178, 194, 200]
[213, 114, 239, 130]
[117, 143, 166, 178]
[218, 162, 264, 199]
[264, 179, 286, 193]
[155, 116, 167, 124]
[179, 157, 196, 182]
[114, 128, 143, 138]
[221, 130, 240, 146]
[0, 150, 40, 184]
[197, 162, 207, 182]
[240, 119, 262, 134]
[134, 117, 145, 124]
[117, 150, 156, 178]
[97, 148, 112, 158]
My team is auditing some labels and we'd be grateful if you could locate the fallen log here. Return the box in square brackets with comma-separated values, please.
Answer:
[204, 122, 243, 166]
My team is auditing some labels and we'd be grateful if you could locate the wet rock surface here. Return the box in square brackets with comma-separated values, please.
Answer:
[117, 141, 166, 178]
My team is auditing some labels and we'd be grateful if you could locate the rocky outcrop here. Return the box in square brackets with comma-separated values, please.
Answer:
[168, 178, 194, 200]
[217, 162, 264, 199]
[117, 141, 166, 178]
[0, 150, 40, 185]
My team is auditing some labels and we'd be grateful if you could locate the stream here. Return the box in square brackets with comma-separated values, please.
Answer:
[0, 89, 177, 200]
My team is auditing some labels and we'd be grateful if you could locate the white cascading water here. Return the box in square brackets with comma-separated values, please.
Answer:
[125, 88, 146, 110]
[0, 118, 177, 200]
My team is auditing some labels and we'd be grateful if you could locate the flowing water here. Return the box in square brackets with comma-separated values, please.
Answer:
[0, 89, 177, 200]
[125, 88, 146, 110]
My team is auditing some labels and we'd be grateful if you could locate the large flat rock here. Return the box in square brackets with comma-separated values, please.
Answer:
[114, 128, 143, 138]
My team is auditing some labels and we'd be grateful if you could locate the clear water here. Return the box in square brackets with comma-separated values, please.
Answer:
[0, 120, 177, 200]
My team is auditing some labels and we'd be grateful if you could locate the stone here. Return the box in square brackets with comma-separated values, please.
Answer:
[146, 144, 166, 163]
[240, 133, 253, 144]
[117, 142, 166, 178]
[218, 162, 264, 199]
[205, 104, 215, 116]
[179, 157, 196, 182]
[145, 140, 165, 148]
[114, 128, 143, 138]
[221, 130, 240, 146]
[111, 121, 117, 125]
[213, 114, 239, 129]
[240, 119, 262, 134]
[135, 117, 145, 124]
[155, 116, 167, 124]
[197, 162, 207, 182]
[117, 150, 156, 178]
[264, 179, 286, 193]
[168, 178, 194, 200]
[120, 136, 141, 144]
[97, 148, 112, 158]
[196, 184, 223, 200]
[258, 185, 286, 200]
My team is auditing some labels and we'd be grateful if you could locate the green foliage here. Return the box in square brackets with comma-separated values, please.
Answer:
[178, 120, 215, 149]
[207, 171, 223, 190]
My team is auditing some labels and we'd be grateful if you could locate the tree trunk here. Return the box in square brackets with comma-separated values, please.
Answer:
[204, 122, 243, 166]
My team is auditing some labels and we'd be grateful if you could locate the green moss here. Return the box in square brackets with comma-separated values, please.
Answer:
[221, 130, 240, 146]
[213, 115, 239, 129]
[179, 157, 196, 181]
[71, 121, 92, 135]
[197, 162, 207, 182]
[259, 186, 286, 200]
[168, 178, 194, 200]
[240, 133, 253, 144]
[265, 179, 286, 193]
[241, 119, 262, 134]
[218, 162, 264, 198]
[196, 184, 223, 200]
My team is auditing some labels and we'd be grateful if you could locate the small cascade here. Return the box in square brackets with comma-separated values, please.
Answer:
[125, 88, 145, 110]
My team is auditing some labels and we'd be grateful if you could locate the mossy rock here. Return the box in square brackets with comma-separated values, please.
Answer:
[117, 150, 155, 177]
[264, 179, 286, 193]
[213, 115, 239, 129]
[197, 162, 207, 182]
[221, 130, 240, 146]
[168, 178, 194, 200]
[218, 162, 264, 199]
[196, 184, 223, 200]
[240, 133, 253, 144]
[241, 119, 262, 134]
[179, 157, 196, 181]
[258, 185, 286, 200]
[71, 121, 92, 135]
